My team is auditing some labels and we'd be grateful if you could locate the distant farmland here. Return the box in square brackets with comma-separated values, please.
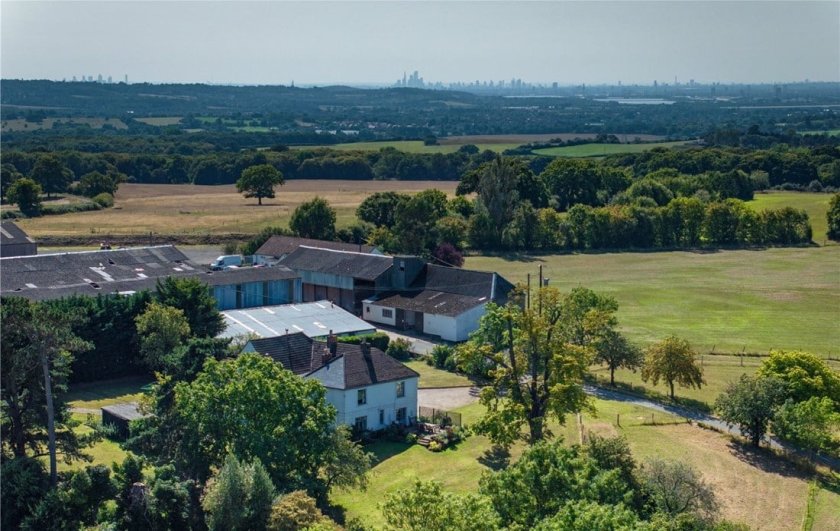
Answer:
[0, 117, 128, 132]
[532, 140, 694, 157]
[298, 133, 670, 154]
[14, 180, 459, 240]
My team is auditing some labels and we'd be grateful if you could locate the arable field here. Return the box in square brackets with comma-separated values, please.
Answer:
[749, 191, 835, 244]
[14, 180, 459, 239]
[333, 398, 827, 531]
[466, 246, 840, 357]
[133, 116, 183, 126]
[532, 140, 693, 157]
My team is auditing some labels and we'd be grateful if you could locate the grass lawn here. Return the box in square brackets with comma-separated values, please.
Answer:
[54, 413, 131, 473]
[532, 140, 691, 157]
[66, 376, 152, 411]
[404, 360, 475, 388]
[332, 399, 817, 530]
[466, 247, 840, 358]
[748, 191, 835, 244]
[16, 180, 459, 238]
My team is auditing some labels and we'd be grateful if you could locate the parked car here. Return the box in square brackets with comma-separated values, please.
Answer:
[210, 255, 242, 271]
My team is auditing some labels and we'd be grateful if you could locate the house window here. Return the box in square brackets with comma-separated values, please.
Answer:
[396, 381, 405, 398]
[396, 407, 407, 424]
[357, 389, 367, 405]
[354, 416, 367, 432]
[379, 409, 384, 425]
[366, 306, 370, 313]
[382, 308, 393, 318]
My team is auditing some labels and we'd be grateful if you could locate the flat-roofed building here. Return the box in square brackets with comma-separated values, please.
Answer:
[220, 300, 375, 339]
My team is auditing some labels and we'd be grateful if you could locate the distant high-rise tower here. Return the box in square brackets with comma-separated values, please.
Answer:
[124, 74, 128, 84]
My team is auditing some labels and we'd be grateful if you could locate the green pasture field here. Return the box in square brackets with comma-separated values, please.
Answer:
[748, 191, 834, 244]
[466, 246, 840, 357]
[295, 140, 522, 154]
[798, 129, 840, 136]
[532, 140, 692, 157]
[332, 398, 820, 530]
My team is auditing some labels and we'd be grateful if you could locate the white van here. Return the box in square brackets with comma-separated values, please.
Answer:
[210, 255, 243, 271]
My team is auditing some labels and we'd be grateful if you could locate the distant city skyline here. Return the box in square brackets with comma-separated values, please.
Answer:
[2, 1, 838, 86]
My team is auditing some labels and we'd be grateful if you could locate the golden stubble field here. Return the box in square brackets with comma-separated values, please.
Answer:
[15, 180, 459, 238]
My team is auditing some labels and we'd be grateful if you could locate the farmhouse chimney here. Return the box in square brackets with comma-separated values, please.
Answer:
[360, 339, 371, 360]
[327, 331, 337, 355]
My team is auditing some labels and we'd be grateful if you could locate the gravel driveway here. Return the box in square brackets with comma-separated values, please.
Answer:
[418, 386, 482, 410]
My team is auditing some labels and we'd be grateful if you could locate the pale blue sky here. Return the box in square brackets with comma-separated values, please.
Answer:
[2, 1, 838, 85]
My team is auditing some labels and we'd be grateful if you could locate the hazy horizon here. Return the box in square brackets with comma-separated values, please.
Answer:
[2, 1, 838, 86]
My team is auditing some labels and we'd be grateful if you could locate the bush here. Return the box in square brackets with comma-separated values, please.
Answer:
[405, 433, 418, 444]
[386, 338, 412, 360]
[339, 332, 390, 352]
[41, 200, 102, 216]
[91, 192, 114, 208]
[427, 440, 443, 452]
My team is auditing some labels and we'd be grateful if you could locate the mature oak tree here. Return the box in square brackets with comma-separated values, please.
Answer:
[460, 287, 616, 446]
[236, 164, 283, 205]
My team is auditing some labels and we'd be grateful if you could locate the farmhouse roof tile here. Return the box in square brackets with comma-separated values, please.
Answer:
[247, 334, 418, 389]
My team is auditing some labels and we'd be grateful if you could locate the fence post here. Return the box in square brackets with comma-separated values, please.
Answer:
[616, 413, 620, 427]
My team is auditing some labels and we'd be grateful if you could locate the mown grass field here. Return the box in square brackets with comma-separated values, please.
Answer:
[333, 397, 827, 531]
[749, 191, 834, 244]
[532, 140, 693, 157]
[14, 180, 459, 239]
[466, 246, 840, 358]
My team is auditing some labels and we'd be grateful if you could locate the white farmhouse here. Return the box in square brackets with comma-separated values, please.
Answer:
[244, 332, 418, 432]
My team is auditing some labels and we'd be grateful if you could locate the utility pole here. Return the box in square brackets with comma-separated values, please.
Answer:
[538, 265, 543, 315]
[526, 273, 531, 310]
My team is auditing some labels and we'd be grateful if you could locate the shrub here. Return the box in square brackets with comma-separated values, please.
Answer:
[92, 192, 114, 208]
[427, 440, 443, 452]
[386, 338, 412, 360]
[339, 332, 390, 352]
[268, 490, 326, 531]
[430, 344, 455, 369]
[405, 433, 418, 444]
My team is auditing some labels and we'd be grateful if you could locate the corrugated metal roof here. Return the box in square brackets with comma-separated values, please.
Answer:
[0, 245, 298, 300]
[220, 300, 375, 339]
[256, 235, 375, 257]
[279, 246, 393, 281]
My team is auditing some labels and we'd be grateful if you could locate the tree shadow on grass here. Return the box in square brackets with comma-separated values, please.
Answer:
[478, 445, 511, 471]
[726, 440, 812, 480]
[365, 440, 414, 465]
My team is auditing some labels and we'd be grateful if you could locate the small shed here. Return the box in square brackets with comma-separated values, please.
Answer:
[101, 403, 149, 440]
